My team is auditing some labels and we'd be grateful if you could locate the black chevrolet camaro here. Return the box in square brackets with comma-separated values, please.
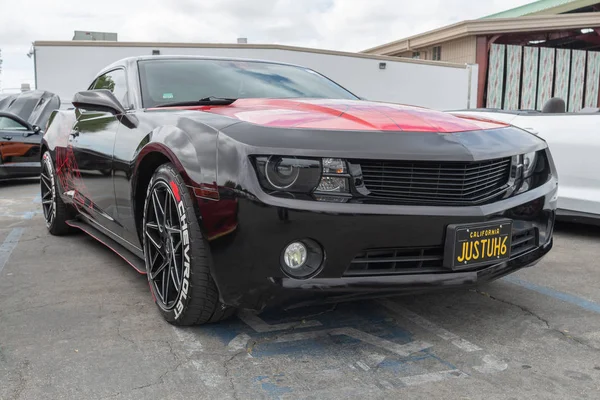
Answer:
[41, 56, 557, 325]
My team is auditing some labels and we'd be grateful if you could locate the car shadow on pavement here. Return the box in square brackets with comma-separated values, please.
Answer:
[554, 220, 600, 238]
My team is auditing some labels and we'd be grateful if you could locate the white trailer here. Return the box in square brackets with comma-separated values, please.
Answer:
[33, 41, 478, 110]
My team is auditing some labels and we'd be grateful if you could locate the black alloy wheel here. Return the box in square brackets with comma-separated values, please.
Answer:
[40, 161, 55, 227]
[144, 180, 185, 310]
[143, 163, 234, 325]
[40, 151, 73, 235]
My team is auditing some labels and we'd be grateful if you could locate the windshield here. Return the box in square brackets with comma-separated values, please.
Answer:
[138, 59, 358, 108]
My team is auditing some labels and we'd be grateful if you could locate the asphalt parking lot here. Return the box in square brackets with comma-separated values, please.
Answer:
[1, 180, 599, 400]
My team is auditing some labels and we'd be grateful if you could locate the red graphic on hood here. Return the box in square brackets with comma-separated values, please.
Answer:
[151, 99, 508, 133]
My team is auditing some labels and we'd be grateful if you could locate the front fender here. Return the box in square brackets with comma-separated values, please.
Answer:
[132, 119, 218, 191]
[42, 109, 77, 153]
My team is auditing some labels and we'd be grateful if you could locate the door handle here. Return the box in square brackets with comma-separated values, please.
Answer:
[2, 136, 12, 141]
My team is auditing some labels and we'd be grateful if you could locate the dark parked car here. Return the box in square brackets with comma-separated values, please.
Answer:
[0, 90, 60, 180]
[41, 56, 557, 325]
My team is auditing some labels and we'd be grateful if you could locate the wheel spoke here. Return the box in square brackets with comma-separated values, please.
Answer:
[163, 261, 171, 302]
[154, 190, 165, 218]
[145, 230, 162, 252]
[41, 176, 52, 191]
[151, 191, 164, 231]
[41, 199, 52, 205]
[152, 259, 169, 280]
[170, 241, 181, 286]
[172, 238, 182, 252]
[42, 190, 52, 199]
[154, 282, 165, 304]
[165, 226, 181, 235]
[170, 264, 180, 291]
[150, 247, 160, 268]
[165, 194, 172, 227]
[145, 222, 159, 231]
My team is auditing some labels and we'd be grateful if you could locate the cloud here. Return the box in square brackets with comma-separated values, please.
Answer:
[0, 0, 530, 89]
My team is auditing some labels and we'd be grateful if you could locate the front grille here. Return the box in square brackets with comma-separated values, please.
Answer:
[344, 227, 538, 276]
[353, 157, 512, 206]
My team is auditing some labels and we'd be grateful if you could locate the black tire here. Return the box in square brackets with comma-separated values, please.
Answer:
[41, 151, 73, 235]
[142, 163, 234, 326]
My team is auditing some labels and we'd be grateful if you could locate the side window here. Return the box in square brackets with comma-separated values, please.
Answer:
[92, 69, 129, 109]
[0, 116, 28, 131]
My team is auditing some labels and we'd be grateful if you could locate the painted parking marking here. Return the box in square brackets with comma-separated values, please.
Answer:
[356, 360, 370, 371]
[0, 228, 25, 274]
[379, 299, 482, 352]
[399, 369, 467, 386]
[503, 275, 600, 315]
[473, 354, 508, 374]
[237, 309, 322, 332]
[268, 327, 433, 357]
[202, 301, 514, 398]
[0, 195, 43, 220]
[227, 333, 253, 352]
[379, 299, 509, 376]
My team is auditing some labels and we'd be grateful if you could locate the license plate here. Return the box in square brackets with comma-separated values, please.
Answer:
[443, 220, 512, 270]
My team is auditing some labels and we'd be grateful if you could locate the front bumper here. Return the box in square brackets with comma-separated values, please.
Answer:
[204, 179, 557, 310]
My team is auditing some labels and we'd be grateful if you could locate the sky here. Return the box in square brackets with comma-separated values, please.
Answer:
[0, 0, 533, 91]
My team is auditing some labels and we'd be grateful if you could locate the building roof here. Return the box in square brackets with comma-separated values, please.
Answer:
[362, 12, 600, 55]
[33, 40, 471, 68]
[481, 0, 596, 19]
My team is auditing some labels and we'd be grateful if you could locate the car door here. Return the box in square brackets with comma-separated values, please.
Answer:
[0, 114, 40, 172]
[70, 68, 129, 234]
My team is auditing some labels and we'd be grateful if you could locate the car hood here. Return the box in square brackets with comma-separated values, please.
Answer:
[0, 90, 61, 127]
[168, 98, 508, 133]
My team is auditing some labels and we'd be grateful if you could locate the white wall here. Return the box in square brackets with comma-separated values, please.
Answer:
[35, 45, 478, 110]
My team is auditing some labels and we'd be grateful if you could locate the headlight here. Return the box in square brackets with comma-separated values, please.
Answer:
[522, 151, 537, 178]
[512, 150, 549, 195]
[253, 156, 351, 200]
[255, 156, 322, 193]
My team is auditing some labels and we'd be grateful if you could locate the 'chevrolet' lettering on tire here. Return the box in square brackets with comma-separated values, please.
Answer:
[174, 199, 190, 319]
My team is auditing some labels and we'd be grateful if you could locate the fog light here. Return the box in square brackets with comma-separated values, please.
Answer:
[283, 242, 307, 269]
[280, 239, 324, 279]
[316, 176, 348, 192]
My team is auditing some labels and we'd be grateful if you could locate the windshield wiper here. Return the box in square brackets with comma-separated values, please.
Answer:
[153, 97, 237, 108]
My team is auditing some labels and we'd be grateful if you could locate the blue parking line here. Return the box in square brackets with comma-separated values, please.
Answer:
[0, 228, 25, 274]
[503, 275, 600, 315]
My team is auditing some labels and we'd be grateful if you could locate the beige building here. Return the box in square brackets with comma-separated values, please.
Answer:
[363, 0, 600, 108]
[363, 0, 600, 64]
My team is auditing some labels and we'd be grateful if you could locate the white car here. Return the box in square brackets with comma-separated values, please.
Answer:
[452, 100, 600, 224]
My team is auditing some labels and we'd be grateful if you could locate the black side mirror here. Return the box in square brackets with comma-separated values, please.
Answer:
[72, 89, 138, 128]
[72, 89, 126, 115]
[24, 125, 42, 137]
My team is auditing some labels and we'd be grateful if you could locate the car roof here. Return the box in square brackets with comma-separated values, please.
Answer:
[98, 55, 308, 76]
